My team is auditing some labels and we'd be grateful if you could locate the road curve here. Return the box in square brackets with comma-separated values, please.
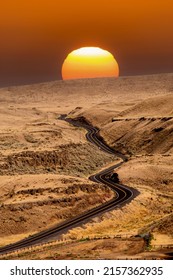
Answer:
[0, 115, 139, 255]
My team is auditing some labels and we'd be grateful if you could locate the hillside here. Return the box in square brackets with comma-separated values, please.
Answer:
[0, 73, 173, 259]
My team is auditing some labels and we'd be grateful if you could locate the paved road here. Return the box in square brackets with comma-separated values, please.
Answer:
[0, 115, 139, 255]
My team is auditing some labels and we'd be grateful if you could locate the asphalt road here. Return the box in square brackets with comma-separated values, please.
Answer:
[0, 115, 139, 255]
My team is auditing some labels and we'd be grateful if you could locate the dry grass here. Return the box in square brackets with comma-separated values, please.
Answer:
[0, 73, 173, 259]
[0, 174, 114, 240]
[0, 238, 146, 260]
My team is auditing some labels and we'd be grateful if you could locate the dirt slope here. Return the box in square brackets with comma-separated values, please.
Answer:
[0, 73, 173, 259]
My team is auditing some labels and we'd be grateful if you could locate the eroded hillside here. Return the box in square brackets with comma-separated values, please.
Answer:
[0, 73, 173, 259]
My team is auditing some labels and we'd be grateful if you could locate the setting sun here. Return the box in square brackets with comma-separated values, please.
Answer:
[62, 47, 119, 80]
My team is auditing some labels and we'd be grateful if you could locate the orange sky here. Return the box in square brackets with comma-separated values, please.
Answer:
[0, 0, 173, 86]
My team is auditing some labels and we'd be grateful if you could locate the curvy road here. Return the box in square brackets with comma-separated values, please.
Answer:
[0, 115, 139, 255]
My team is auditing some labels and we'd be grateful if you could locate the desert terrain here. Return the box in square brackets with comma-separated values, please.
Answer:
[0, 73, 173, 259]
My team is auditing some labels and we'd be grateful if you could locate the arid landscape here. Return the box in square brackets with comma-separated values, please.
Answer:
[0, 73, 173, 259]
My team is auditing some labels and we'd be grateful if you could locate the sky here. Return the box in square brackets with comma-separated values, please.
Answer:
[0, 0, 173, 86]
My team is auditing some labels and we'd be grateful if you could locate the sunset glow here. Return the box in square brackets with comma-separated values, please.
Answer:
[62, 47, 119, 80]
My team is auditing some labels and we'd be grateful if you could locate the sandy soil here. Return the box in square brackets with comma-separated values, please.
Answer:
[0, 73, 173, 259]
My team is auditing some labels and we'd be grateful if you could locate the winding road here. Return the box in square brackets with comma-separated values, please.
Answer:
[0, 115, 139, 255]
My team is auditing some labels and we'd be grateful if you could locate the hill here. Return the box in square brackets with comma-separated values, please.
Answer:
[0, 73, 173, 259]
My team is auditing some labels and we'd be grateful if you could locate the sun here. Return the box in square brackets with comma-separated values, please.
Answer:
[62, 47, 119, 80]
